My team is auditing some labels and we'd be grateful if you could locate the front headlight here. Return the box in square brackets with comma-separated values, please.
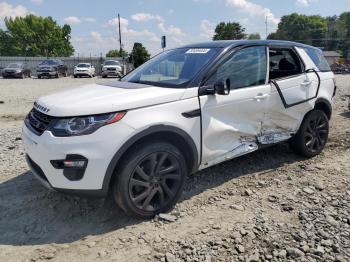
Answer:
[50, 112, 126, 137]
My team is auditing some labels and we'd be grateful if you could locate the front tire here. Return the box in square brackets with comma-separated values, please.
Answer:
[113, 142, 187, 219]
[289, 109, 329, 158]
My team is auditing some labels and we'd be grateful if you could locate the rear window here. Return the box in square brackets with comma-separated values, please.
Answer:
[304, 47, 331, 72]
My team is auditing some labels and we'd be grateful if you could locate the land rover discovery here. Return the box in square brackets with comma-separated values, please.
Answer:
[23, 40, 335, 218]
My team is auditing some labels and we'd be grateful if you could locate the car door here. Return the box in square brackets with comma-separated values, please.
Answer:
[262, 46, 319, 144]
[199, 46, 270, 167]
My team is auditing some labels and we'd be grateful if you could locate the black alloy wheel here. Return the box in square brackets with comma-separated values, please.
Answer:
[304, 112, 328, 153]
[289, 109, 329, 158]
[129, 152, 182, 212]
[114, 142, 187, 218]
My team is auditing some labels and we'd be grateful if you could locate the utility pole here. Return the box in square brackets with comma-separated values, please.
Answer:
[265, 16, 268, 39]
[118, 13, 122, 53]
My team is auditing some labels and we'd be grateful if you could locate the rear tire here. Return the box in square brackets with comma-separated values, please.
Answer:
[289, 109, 329, 158]
[113, 142, 187, 219]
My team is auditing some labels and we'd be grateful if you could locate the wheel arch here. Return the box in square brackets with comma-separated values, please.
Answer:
[102, 125, 199, 194]
[314, 98, 332, 119]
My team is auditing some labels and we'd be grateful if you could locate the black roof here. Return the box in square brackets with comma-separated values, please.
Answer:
[180, 40, 315, 49]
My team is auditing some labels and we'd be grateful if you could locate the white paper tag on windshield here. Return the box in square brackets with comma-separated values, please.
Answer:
[186, 48, 210, 54]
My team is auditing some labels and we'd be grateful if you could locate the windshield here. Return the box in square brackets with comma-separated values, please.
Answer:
[77, 63, 90, 68]
[122, 47, 220, 88]
[40, 60, 58, 65]
[7, 63, 22, 68]
[104, 61, 120, 66]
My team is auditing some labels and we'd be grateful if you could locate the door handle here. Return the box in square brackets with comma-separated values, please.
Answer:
[254, 93, 269, 101]
[301, 81, 312, 87]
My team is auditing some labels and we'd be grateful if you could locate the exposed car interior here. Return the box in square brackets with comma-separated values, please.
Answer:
[269, 48, 303, 80]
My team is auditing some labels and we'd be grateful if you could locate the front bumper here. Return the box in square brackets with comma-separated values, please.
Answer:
[3, 71, 22, 78]
[74, 72, 91, 76]
[37, 71, 57, 76]
[22, 120, 135, 196]
[101, 70, 121, 76]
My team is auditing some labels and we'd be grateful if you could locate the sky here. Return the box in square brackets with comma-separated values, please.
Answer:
[0, 0, 349, 56]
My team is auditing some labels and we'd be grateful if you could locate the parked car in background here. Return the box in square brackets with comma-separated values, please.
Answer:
[37, 59, 68, 79]
[74, 63, 95, 78]
[101, 60, 122, 78]
[2, 63, 31, 78]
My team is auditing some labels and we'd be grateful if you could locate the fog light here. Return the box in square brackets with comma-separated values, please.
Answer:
[63, 160, 86, 168]
[51, 155, 88, 169]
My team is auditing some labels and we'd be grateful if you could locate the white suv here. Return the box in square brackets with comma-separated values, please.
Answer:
[22, 40, 336, 218]
[101, 60, 122, 78]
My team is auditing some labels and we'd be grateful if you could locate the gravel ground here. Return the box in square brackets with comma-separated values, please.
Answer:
[0, 76, 349, 262]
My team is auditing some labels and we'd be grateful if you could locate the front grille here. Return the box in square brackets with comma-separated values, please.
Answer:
[26, 108, 54, 135]
[107, 68, 116, 71]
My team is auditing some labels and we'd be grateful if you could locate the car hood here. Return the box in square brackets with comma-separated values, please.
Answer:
[35, 81, 188, 117]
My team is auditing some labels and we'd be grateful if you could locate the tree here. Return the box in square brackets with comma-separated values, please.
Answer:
[129, 43, 150, 68]
[336, 12, 350, 57]
[0, 14, 74, 57]
[247, 33, 261, 40]
[106, 49, 128, 58]
[267, 13, 327, 47]
[213, 22, 246, 40]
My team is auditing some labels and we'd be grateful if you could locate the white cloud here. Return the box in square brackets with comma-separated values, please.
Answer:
[200, 19, 214, 39]
[30, 0, 43, 5]
[158, 23, 183, 36]
[296, 0, 315, 6]
[108, 17, 129, 33]
[131, 13, 164, 23]
[85, 17, 96, 23]
[0, 2, 27, 20]
[63, 16, 81, 25]
[106, 17, 161, 54]
[225, 0, 280, 25]
[90, 31, 103, 43]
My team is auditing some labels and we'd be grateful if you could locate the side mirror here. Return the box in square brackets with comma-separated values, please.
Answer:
[214, 79, 231, 95]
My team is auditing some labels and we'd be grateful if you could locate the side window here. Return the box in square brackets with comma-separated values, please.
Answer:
[207, 46, 267, 90]
[269, 48, 303, 80]
[303, 47, 331, 72]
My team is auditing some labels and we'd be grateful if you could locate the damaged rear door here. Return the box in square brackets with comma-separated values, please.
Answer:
[261, 46, 319, 144]
[199, 46, 270, 168]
